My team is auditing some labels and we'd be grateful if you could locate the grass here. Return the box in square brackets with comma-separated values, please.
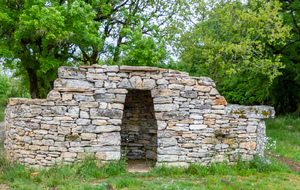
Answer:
[0, 153, 297, 190]
[0, 114, 299, 189]
[265, 113, 300, 162]
[0, 106, 4, 121]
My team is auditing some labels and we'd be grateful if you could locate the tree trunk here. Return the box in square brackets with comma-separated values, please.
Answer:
[26, 68, 39, 99]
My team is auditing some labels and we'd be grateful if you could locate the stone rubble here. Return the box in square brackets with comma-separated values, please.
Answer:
[4, 65, 275, 168]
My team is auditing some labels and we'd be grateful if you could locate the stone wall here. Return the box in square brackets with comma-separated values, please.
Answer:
[4, 65, 275, 168]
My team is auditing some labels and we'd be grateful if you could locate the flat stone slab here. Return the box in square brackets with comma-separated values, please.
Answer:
[120, 65, 159, 71]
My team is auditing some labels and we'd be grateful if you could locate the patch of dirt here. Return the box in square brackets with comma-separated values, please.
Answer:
[269, 152, 300, 172]
[0, 184, 9, 190]
[127, 160, 152, 173]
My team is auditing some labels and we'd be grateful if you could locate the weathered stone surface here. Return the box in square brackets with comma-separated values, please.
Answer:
[142, 79, 156, 89]
[47, 90, 61, 101]
[154, 104, 179, 112]
[81, 133, 96, 140]
[5, 65, 271, 167]
[158, 138, 177, 147]
[120, 65, 159, 71]
[225, 105, 275, 119]
[118, 78, 132, 89]
[214, 96, 228, 105]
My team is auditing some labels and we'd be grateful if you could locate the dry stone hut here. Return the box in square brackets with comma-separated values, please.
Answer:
[4, 65, 275, 168]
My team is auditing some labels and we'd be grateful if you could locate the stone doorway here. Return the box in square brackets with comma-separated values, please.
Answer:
[120, 90, 157, 162]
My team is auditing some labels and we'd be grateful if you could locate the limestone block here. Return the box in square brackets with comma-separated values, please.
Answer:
[85, 146, 120, 153]
[157, 120, 167, 130]
[107, 119, 122, 125]
[55, 142, 70, 147]
[181, 79, 195, 86]
[214, 96, 227, 105]
[74, 94, 95, 102]
[104, 65, 119, 72]
[118, 78, 132, 89]
[168, 84, 184, 90]
[198, 77, 216, 87]
[153, 97, 173, 104]
[203, 114, 222, 119]
[79, 102, 98, 108]
[76, 119, 91, 126]
[69, 147, 84, 152]
[91, 109, 123, 119]
[93, 80, 103, 88]
[54, 79, 93, 89]
[166, 125, 189, 132]
[152, 89, 179, 97]
[247, 125, 257, 133]
[190, 125, 207, 130]
[158, 137, 177, 147]
[162, 111, 189, 120]
[157, 79, 169, 85]
[49, 146, 67, 152]
[54, 116, 73, 121]
[209, 88, 219, 95]
[239, 142, 256, 150]
[95, 125, 121, 133]
[42, 139, 54, 146]
[86, 73, 108, 80]
[193, 85, 211, 92]
[154, 104, 179, 112]
[157, 155, 179, 162]
[81, 133, 96, 140]
[95, 152, 121, 160]
[97, 132, 121, 146]
[129, 76, 143, 89]
[157, 147, 189, 155]
[142, 79, 156, 89]
[201, 138, 219, 144]
[120, 65, 158, 71]
[47, 90, 61, 101]
[181, 91, 197, 98]
[212, 105, 225, 109]
[190, 114, 203, 120]
[68, 106, 79, 118]
[62, 152, 77, 158]
[92, 120, 107, 126]
[80, 111, 89, 119]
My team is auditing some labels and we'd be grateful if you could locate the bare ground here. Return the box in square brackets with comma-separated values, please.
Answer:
[269, 152, 300, 172]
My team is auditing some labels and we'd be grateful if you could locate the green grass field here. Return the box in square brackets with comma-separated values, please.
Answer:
[0, 114, 299, 189]
[265, 114, 300, 162]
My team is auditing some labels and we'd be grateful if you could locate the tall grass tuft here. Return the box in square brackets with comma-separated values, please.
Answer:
[0, 106, 4, 121]
[149, 155, 291, 178]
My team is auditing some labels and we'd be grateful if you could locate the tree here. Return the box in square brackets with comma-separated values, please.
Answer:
[171, 0, 290, 85]
[0, 0, 178, 99]
[0, 0, 101, 98]
[266, 0, 300, 113]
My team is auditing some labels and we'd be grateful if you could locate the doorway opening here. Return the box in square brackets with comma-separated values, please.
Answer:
[121, 90, 157, 165]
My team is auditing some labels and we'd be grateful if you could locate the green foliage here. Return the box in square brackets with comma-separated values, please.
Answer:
[171, 0, 290, 85]
[0, 74, 11, 106]
[218, 71, 270, 105]
[0, 0, 177, 99]
[121, 31, 169, 67]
